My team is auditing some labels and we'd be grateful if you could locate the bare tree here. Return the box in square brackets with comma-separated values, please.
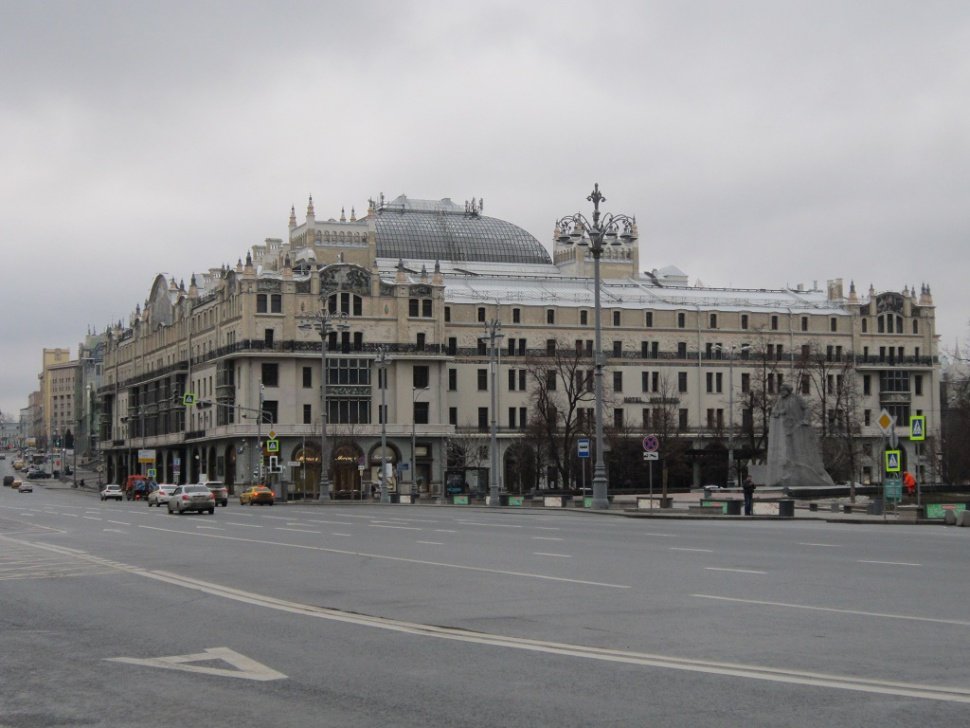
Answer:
[942, 366, 970, 483]
[795, 343, 863, 494]
[524, 341, 595, 489]
[738, 332, 784, 460]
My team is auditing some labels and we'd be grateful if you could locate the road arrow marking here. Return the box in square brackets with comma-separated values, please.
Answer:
[106, 647, 286, 681]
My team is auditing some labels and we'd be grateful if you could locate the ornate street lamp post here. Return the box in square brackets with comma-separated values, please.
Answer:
[298, 308, 349, 502]
[556, 184, 637, 509]
[375, 347, 391, 503]
[714, 344, 751, 487]
[483, 316, 504, 507]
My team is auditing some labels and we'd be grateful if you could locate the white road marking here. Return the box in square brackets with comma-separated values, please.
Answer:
[416, 541, 444, 545]
[705, 567, 766, 575]
[134, 524, 628, 588]
[5, 535, 970, 703]
[223, 522, 263, 528]
[107, 647, 286, 681]
[83, 516, 102, 521]
[370, 524, 422, 531]
[103, 529, 127, 534]
[196, 526, 225, 531]
[533, 552, 572, 558]
[534, 526, 560, 531]
[532, 536, 563, 541]
[459, 521, 523, 528]
[858, 560, 922, 567]
[670, 547, 713, 553]
[693, 594, 970, 627]
[276, 528, 321, 534]
[434, 529, 457, 533]
[331, 532, 352, 537]
[304, 519, 354, 526]
[798, 542, 842, 547]
[94, 554, 970, 705]
[107, 520, 130, 526]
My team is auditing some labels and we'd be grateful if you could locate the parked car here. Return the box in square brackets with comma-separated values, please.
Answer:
[3, 475, 13, 487]
[239, 485, 274, 506]
[27, 469, 50, 479]
[148, 483, 178, 507]
[167, 484, 216, 514]
[18, 480, 32, 493]
[100, 484, 124, 501]
[205, 482, 229, 507]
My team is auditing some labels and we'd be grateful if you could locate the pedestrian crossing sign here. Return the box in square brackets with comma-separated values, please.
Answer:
[909, 415, 926, 441]
[885, 449, 901, 473]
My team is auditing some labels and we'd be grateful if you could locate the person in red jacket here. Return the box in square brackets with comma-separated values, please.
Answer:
[903, 471, 916, 494]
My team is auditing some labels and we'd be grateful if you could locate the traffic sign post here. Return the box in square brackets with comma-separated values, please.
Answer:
[643, 434, 659, 509]
[577, 438, 590, 497]
[909, 414, 926, 506]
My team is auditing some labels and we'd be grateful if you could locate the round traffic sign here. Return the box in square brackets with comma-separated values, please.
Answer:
[642, 435, 659, 452]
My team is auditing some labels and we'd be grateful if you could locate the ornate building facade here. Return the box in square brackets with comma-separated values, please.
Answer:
[96, 194, 940, 497]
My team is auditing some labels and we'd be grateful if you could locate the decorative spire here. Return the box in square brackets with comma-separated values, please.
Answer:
[289, 205, 297, 229]
[350, 206, 356, 222]
[340, 206, 346, 223]
[306, 195, 315, 218]
[847, 280, 858, 304]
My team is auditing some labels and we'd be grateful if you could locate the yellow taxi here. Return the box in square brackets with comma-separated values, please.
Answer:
[239, 485, 275, 506]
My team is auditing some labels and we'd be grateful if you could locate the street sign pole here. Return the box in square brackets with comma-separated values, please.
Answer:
[648, 459, 653, 509]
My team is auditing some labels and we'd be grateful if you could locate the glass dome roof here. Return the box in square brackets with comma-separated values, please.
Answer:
[373, 196, 550, 265]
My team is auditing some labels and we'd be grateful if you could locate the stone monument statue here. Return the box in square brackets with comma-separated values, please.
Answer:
[765, 384, 835, 487]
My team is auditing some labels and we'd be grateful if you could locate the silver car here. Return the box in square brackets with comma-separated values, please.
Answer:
[148, 483, 178, 507]
[167, 484, 216, 514]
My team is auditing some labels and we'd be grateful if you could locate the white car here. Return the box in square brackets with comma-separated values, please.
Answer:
[167, 484, 216, 514]
[148, 483, 178, 507]
[100, 484, 123, 501]
[18, 480, 32, 493]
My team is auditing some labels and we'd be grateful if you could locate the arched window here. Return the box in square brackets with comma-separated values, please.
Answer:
[328, 292, 363, 316]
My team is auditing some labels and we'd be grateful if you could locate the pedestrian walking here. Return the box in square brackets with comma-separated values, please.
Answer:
[742, 475, 756, 516]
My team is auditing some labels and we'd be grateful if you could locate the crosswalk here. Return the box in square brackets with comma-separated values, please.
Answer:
[0, 540, 119, 582]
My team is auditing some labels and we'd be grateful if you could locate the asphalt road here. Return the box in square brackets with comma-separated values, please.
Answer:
[1, 464, 969, 727]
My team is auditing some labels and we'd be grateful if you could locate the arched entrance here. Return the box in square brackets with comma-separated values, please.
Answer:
[291, 443, 321, 500]
[332, 442, 363, 499]
[368, 443, 400, 496]
[503, 443, 537, 494]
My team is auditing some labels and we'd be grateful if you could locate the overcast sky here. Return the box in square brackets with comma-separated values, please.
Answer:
[2, 0, 968, 420]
